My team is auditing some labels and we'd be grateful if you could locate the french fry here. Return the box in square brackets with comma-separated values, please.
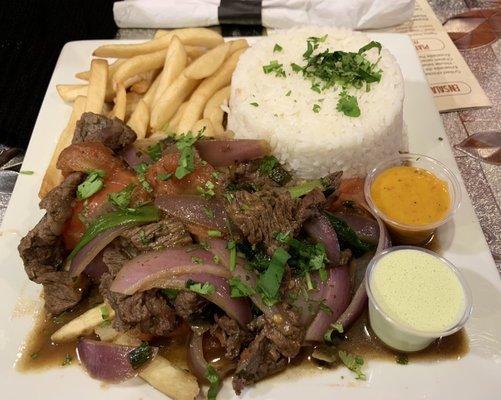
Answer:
[150, 74, 200, 132]
[56, 84, 114, 103]
[93, 28, 223, 58]
[109, 84, 126, 120]
[190, 118, 217, 137]
[85, 59, 108, 114]
[177, 49, 245, 134]
[184, 42, 230, 80]
[203, 85, 230, 128]
[51, 303, 114, 343]
[75, 58, 126, 81]
[153, 29, 170, 39]
[185, 46, 207, 60]
[114, 333, 199, 400]
[140, 356, 200, 400]
[94, 324, 119, 342]
[112, 50, 166, 89]
[125, 91, 142, 120]
[142, 74, 161, 108]
[39, 96, 87, 198]
[228, 38, 249, 54]
[127, 99, 149, 139]
[154, 36, 187, 104]
[131, 69, 159, 94]
[167, 101, 188, 132]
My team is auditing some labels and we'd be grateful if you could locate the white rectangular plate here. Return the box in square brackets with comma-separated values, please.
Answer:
[1, 34, 500, 400]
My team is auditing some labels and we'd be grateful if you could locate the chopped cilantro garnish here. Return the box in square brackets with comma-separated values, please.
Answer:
[228, 240, 237, 271]
[229, 277, 255, 298]
[324, 322, 344, 343]
[257, 247, 290, 306]
[291, 63, 302, 72]
[338, 350, 366, 380]
[157, 172, 172, 181]
[273, 43, 283, 52]
[438, 137, 443, 141]
[313, 104, 321, 113]
[160, 288, 179, 301]
[108, 184, 135, 209]
[205, 364, 221, 400]
[62, 354, 73, 366]
[147, 142, 163, 161]
[19, 170, 34, 175]
[191, 256, 203, 264]
[213, 254, 220, 264]
[187, 282, 215, 295]
[129, 342, 153, 369]
[197, 180, 215, 198]
[77, 170, 105, 199]
[258, 155, 291, 186]
[396, 353, 409, 365]
[211, 171, 221, 180]
[250, 102, 259, 107]
[133, 163, 153, 192]
[319, 301, 333, 315]
[100, 305, 109, 320]
[285, 90, 291, 96]
[323, 211, 374, 254]
[336, 90, 360, 117]
[207, 229, 222, 238]
[175, 131, 202, 179]
[262, 60, 286, 77]
[30, 352, 39, 360]
[203, 206, 215, 219]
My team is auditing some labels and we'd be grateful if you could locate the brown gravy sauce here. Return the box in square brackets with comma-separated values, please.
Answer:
[17, 235, 468, 376]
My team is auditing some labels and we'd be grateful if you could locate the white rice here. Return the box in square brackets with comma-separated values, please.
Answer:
[227, 27, 406, 179]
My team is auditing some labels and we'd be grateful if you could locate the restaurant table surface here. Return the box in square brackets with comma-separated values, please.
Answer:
[0, 0, 499, 275]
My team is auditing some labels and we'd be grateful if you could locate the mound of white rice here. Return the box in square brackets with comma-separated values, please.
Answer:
[228, 27, 406, 179]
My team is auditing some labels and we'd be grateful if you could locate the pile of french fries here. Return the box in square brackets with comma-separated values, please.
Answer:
[41, 28, 248, 198]
[44, 28, 251, 399]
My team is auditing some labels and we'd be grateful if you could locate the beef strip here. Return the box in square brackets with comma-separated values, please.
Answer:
[227, 160, 281, 191]
[18, 172, 89, 314]
[232, 332, 287, 394]
[120, 217, 192, 252]
[73, 112, 137, 152]
[210, 315, 252, 360]
[100, 274, 178, 336]
[174, 291, 207, 320]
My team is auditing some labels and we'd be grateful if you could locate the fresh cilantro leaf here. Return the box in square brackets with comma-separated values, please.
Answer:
[108, 184, 135, 209]
[175, 131, 202, 179]
[396, 353, 409, 365]
[157, 172, 172, 181]
[290, 63, 303, 72]
[336, 91, 360, 117]
[188, 282, 215, 295]
[191, 256, 203, 265]
[207, 229, 222, 238]
[324, 322, 344, 343]
[77, 170, 105, 199]
[205, 364, 221, 400]
[229, 277, 255, 298]
[160, 288, 179, 301]
[250, 102, 259, 107]
[358, 40, 382, 55]
[285, 90, 291, 96]
[62, 354, 73, 366]
[257, 247, 290, 306]
[19, 170, 34, 175]
[262, 60, 286, 77]
[338, 350, 366, 380]
[129, 342, 153, 369]
[197, 180, 215, 198]
[313, 104, 321, 113]
[147, 142, 163, 161]
[273, 43, 283, 52]
[100, 306, 110, 320]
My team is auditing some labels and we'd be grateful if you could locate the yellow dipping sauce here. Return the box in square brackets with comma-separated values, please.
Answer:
[370, 166, 450, 226]
[371, 249, 465, 332]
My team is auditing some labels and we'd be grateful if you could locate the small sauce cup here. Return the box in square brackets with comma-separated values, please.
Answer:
[365, 246, 472, 352]
[364, 153, 461, 245]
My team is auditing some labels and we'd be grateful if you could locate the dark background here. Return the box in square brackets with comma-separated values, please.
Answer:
[0, 0, 118, 149]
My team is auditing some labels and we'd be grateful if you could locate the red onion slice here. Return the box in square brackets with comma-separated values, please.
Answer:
[207, 239, 274, 315]
[332, 212, 379, 245]
[187, 330, 209, 381]
[155, 195, 229, 233]
[332, 200, 391, 330]
[69, 225, 130, 278]
[195, 139, 270, 167]
[77, 339, 157, 383]
[120, 144, 152, 168]
[305, 266, 351, 342]
[83, 249, 109, 283]
[304, 214, 341, 265]
[110, 248, 230, 295]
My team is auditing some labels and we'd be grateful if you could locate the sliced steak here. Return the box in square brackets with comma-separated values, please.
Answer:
[174, 291, 207, 320]
[233, 332, 287, 394]
[73, 112, 137, 152]
[102, 243, 131, 278]
[100, 274, 178, 337]
[120, 217, 192, 252]
[211, 315, 252, 360]
[226, 189, 301, 253]
[18, 172, 89, 315]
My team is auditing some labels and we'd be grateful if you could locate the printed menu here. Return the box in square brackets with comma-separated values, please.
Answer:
[379, 0, 491, 112]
